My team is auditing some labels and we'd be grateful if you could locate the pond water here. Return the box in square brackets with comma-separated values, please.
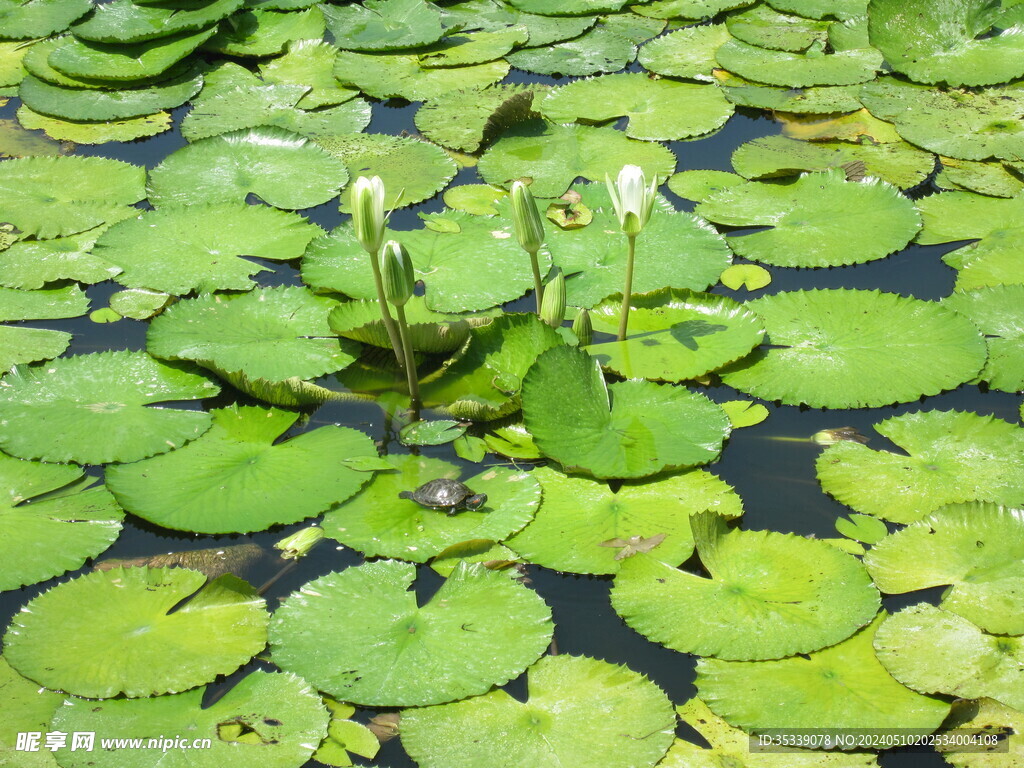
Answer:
[2, 15, 1021, 768]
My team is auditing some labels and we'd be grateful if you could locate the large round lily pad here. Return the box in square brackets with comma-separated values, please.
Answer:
[727, 4, 832, 51]
[329, 296, 495, 354]
[72, 0, 242, 43]
[47, 26, 216, 81]
[333, 49, 509, 101]
[321, 453, 540, 561]
[0, 227, 121, 290]
[942, 286, 1024, 391]
[323, 0, 442, 50]
[522, 345, 731, 479]
[3, 567, 268, 698]
[204, 7, 325, 58]
[0, 350, 219, 465]
[258, 38, 360, 109]
[719, 289, 987, 408]
[0, 0, 91, 39]
[106, 406, 378, 534]
[715, 68, 863, 113]
[415, 83, 546, 153]
[716, 38, 882, 87]
[506, 27, 636, 76]
[401, 654, 676, 768]
[612, 514, 880, 660]
[270, 560, 552, 706]
[816, 409, 1024, 524]
[18, 69, 203, 121]
[638, 23, 731, 81]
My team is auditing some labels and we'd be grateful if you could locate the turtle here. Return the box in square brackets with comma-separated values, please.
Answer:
[398, 478, 488, 514]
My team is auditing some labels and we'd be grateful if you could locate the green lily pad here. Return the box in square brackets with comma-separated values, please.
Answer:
[314, 133, 457, 213]
[0, 284, 88, 322]
[727, 4, 832, 51]
[721, 399, 770, 428]
[147, 286, 358, 382]
[696, 613, 949, 733]
[715, 68, 864, 113]
[443, 183, 509, 214]
[586, 289, 765, 381]
[835, 512, 888, 544]
[95, 204, 323, 295]
[0, 114, 64, 158]
[420, 26, 529, 67]
[666, 169, 745, 203]
[0, 155, 145, 238]
[0, 0, 91, 39]
[440, 0, 596, 45]
[51, 671, 327, 768]
[106, 405, 376, 534]
[415, 84, 544, 154]
[205, 7, 325, 57]
[322, 0, 443, 51]
[538, 72, 733, 142]
[719, 263, 772, 291]
[322, 454, 541, 561]
[508, 0, 628, 13]
[0, 350, 219, 465]
[0, 326, 71, 374]
[766, 0, 868, 19]
[333, 48, 510, 101]
[258, 38, 360, 108]
[633, 0, 755, 18]
[522, 345, 731, 479]
[0, 656, 63, 767]
[937, 156, 1024, 198]
[402, 654, 675, 768]
[0, 453, 123, 591]
[0, 227, 121, 289]
[939, 699, 1024, 768]
[942, 286, 1024, 392]
[0, 41, 27, 89]
[505, 465, 742, 575]
[868, 0, 1024, 87]
[719, 289, 987, 408]
[4, 567, 267, 698]
[507, 27, 636, 76]
[696, 169, 921, 267]
[874, 604, 1024, 711]
[271, 560, 552, 705]
[400, 419, 467, 446]
[19, 69, 202, 121]
[72, 0, 243, 43]
[864, 502, 1024, 635]
[612, 514, 880, 660]
[816, 409, 1024, 524]
[329, 296, 495, 353]
[47, 26, 215, 82]
[731, 134, 936, 190]
[148, 126, 348, 209]
[16, 104, 173, 144]
[716, 38, 882, 87]
[637, 23, 731, 80]
[109, 288, 171, 320]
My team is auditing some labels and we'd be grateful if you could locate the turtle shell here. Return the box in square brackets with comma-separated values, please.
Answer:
[411, 478, 473, 508]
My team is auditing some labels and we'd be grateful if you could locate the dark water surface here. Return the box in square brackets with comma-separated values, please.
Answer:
[0, 59, 1007, 768]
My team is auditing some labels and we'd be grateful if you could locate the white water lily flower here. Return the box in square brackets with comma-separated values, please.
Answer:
[605, 164, 657, 238]
[352, 175, 387, 255]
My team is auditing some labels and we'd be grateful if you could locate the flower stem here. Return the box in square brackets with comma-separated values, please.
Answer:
[617, 234, 636, 341]
[394, 303, 420, 420]
[369, 249, 406, 368]
[529, 249, 545, 314]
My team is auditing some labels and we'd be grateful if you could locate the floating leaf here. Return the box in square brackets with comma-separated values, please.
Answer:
[322, 0, 443, 51]
[415, 84, 544, 154]
[612, 514, 880, 660]
[400, 419, 467, 446]
[148, 126, 348, 209]
[402, 654, 675, 768]
[816, 410, 1024, 524]
[322, 454, 541, 561]
[440, 0, 596, 46]
[506, 27, 636, 76]
[638, 23, 731, 80]
[720, 289, 987, 408]
[4, 567, 267, 698]
[666, 169, 745, 203]
[0, 350, 219, 465]
[716, 38, 881, 87]
[942, 286, 1024, 392]
[939, 699, 1024, 768]
[205, 7, 325, 57]
[333, 48, 509, 101]
[0, 227, 120, 289]
[538, 72, 733, 142]
[522, 345, 731, 479]
[259, 38, 360, 108]
[720, 264, 772, 291]
[108, 288, 171, 320]
[633, 0, 756, 18]
[507, 0, 628, 14]
[0, 284, 88, 322]
[106, 406, 376, 534]
[95, 204, 323, 295]
[443, 183, 509, 214]
[766, 0, 868, 20]
[720, 399, 770, 428]
[72, 0, 243, 43]
[714, 68, 863, 113]
[834, 512, 888, 544]
[47, 26, 215, 81]
[329, 296, 495, 354]
[271, 560, 552, 706]
[0, 0, 92, 39]
[505, 465, 742, 575]
[17, 104, 173, 144]
[727, 4, 831, 51]
[937, 156, 1024, 198]
[420, 26, 529, 67]
[483, 421, 541, 459]
[0, 326, 71, 373]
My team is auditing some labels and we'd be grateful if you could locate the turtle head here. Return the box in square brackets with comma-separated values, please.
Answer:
[398, 490, 414, 501]
[465, 493, 487, 511]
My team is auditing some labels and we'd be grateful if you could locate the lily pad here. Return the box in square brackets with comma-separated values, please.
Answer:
[0, 453, 123, 591]
[719, 263, 772, 291]
[696, 169, 921, 267]
[147, 126, 348, 209]
[864, 502, 1024, 635]
[106, 406, 377, 534]
[816, 409, 1024, 524]
[333, 49, 509, 101]
[716, 38, 882, 87]
[0, 227, 121, 289]
[258, 38, 360, 108]
[0, 0, 89, 39]
[205, 8, 325, 57]
[95, 204, 323, 295]
[666, 169, 745, 202]
[4, 567, 267, 698]
[874, 604, 1024, 711]
[719, 289, 987, 408]
[147, 286, 358, 382]
[322, 454, 541, 562]
[506, 27, 636, 76]
[51, 671, 327, 768]
[322, 0, 443, 51]
[696, 614, 950, 733]
[440, 0, 596, 45]
[632, 0, 755, 18]
[0, 284, 88, 322]
[72, 0, 243, 43]
[727, 4, 832, 51]
[420, 26, 529, 67]
[329, 296, 495, 354]
[508, 0, 628, 13]
[0, 656, 63, 767]
[538, 72, 733, 142]
[715, 68, 864, 113]
[0, 155, 145, 238]
[939, 699, 1024, 768]
[937, 156, 1024, 198]
[401, 654, 675, 768]
[766, 0, 868, 19]
[505, 465, 742, 575]
[400, 419, 466, 446]
[270, 560, 552, 706]
[522, 345, 731, 479]
[942, 286, 1024, 392]
[0, 350, 219, 465]
[0, 326, 71, 374]
[47, 26, 215, 82]
[612, 514, 880, 660]
[109, 288, 171, 320]
[16, 104, 173, 144]
[586, 289, 765, 381]
[638, 23, 730, 80]
[415, 84, 544, 154]
[443, 183, 508, 214]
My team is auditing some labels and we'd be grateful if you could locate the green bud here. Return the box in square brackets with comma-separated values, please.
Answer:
[572, 307, 592, 346]
[540, 271, 566, 328]
[510, 180, 545, 254]
[352, 175, 386, 255]
[274, 526, 324, 560]
[380, 240, 415, 306]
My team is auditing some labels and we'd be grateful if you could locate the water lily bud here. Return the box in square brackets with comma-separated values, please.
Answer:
[540, 271, 566, 327]
[352, 175, 386, 255]
[572, 307, 592, 346]
[275, 526, 324, 560]
[605, 164, 657, 238]
[510, 180, 545, 254]
[380, 240, 415, 306]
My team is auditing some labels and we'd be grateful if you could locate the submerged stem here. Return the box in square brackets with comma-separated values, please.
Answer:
[529, 249, 545, 314]
[394, 303, 420, 421]
[369, 249, 406, 368]
[617, 234, 636, 341]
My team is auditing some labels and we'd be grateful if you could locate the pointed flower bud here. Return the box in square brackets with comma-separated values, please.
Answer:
[540, 271, 566, 328]
[381, 240, 415, 307]
[572, 307, 592, 346]
[274, 526, 324, 560]
[605, 164, 657, 238]
[510, 180, 545, 254]
[352, 175, 387, 255]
